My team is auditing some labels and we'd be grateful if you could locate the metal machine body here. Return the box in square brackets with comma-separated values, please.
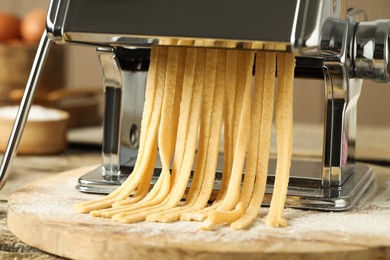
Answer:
[1, 0, 389, 211]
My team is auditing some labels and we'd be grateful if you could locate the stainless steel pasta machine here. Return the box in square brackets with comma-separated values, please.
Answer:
[0, 0, 389, 211]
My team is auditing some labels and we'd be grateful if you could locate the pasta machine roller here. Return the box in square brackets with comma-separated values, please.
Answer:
[0, 0, 389, 211]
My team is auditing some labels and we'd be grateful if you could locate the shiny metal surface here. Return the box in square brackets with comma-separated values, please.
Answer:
[0, 32, 52, 190]
[46, 0, 70, 42]
[319, 8, 390, 188]
[97, 48, 123, 176]
[46, 0, 343, 56]
[322, 63, 362, 187]
[77, 159, 374, 211]
[353, 20, 390, 83]
[320, 15, 390, 83]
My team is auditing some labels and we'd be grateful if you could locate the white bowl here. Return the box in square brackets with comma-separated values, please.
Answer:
[0, 106, 69, 154]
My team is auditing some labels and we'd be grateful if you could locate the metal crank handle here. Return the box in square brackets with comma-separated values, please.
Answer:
[0, 31, 52, 190]
[353, 19, 390, 83]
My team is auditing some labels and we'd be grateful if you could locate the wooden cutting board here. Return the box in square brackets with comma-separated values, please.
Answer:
[7, 165, 390, 260]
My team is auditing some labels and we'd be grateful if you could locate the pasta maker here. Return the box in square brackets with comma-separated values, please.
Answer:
[0, 0, 389, 211]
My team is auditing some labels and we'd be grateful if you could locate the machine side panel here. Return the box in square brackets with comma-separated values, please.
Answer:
[63, 0, 298, 43]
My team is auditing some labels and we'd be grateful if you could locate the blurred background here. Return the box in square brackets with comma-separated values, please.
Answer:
[0, 0, 390, 127]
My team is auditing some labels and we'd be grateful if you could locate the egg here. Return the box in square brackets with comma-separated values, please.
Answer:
[20, 8, 47, 44]
[0, 12, 21, 42]
[5, 38, 23, 46]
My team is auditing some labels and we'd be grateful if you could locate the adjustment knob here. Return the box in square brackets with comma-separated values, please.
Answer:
[353, 19, 390, 83]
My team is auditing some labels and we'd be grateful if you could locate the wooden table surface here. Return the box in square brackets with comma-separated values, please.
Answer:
[0, 147, 101, 260]
[1, 124, 390, 259]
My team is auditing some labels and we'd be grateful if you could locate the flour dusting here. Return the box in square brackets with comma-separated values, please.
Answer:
[8, 169, 390, 246]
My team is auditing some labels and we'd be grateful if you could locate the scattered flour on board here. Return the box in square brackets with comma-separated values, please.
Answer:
[8, 172, 390, 244]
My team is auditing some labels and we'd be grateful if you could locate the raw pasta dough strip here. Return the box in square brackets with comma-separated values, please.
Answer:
[266, 52, 295, 227]
[215, 50, 239, 202]
[104, 143, 157, 211]
[112, 49, 206, 223]
[210, 51, 254, 211]
[75, 47, 160, 209]
[177, 50, 226, 220]
[93, 47, 186, 218]
[111, 47, 185, 208]
[177, 50, 225, 221]
[140, 46, 186, 202]
[203, 51, 274, 227]
[169, 48, 200, 187]
[232, 52, 249, 152]
[177, 49, 217, 202]
[83, 47, 167, 212]
[106, 48, 199, 220]
[201, 51, 254, 229]
[146, 49, 217, 222]
[114, 49, 205, 223]
[74, 47, 166, 213]
[229, 51, 276, 229]
[95, 141, 157, 213]
[110, 47, 179, 207]
[184, 50, 246, 221]
[153, 49, 226, 223]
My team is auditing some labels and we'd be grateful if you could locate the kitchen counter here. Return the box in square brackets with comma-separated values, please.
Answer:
[1, 124, 390, 259]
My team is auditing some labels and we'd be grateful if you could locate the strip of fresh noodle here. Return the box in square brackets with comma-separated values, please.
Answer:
[114, 49, 205, 223]
[112, 49, 206, 223]
[202, 52, 270, 227]
[94, 48, 186, 218]
[110, 47, 181, 207]
[74, 47, 166, 213]
[92, 142, 158, 217]
[177, 50, 226, 220]
[75, 47, 160, 210]
[111, 47, 185, 209]
[105, 48, 199, 220]
[201, 51, 255, 230]
[147, 49, 217, 222]
[215, 50, 238, 202]
[210, 51, 254, 210]
[266, 53, 295, 227]
[153, 49, 226, 223]
[232, 52, 248, 149]
[229, 51, 276, 229]
[183, 50, 240, 222]
[169, 48, 200, 187]
[139, 46, 186, 202]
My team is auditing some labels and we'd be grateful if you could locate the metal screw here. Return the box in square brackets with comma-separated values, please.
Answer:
[130, 124, 139, 147]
